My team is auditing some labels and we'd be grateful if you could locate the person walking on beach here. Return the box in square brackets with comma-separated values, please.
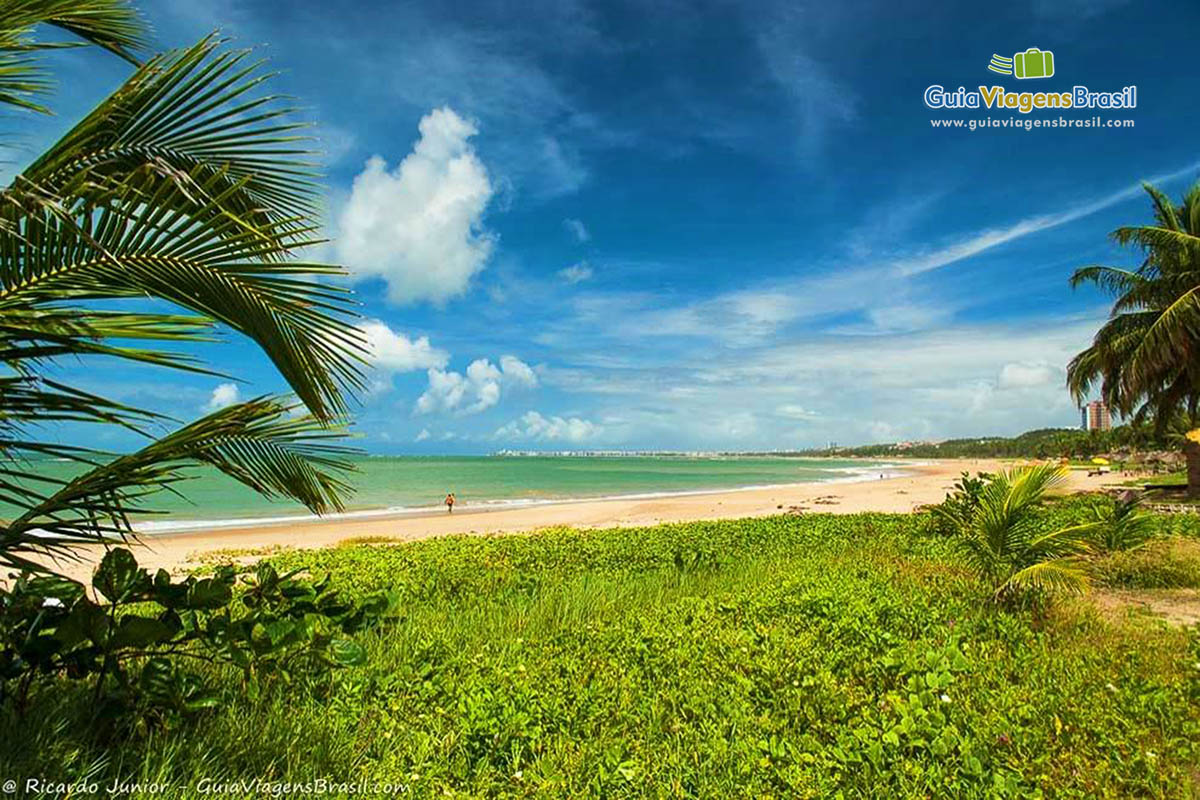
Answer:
[445, 492, 455, 514]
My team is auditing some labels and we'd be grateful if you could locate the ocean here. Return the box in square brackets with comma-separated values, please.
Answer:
[15, 455, 903, 532]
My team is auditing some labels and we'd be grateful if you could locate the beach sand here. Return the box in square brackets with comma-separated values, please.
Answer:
[38, 459, 1115, 583]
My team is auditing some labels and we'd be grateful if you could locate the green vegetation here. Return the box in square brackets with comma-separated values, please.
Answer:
[1084, 494, 1158, 553]
[1090, 537, 1200, 590]
[0, 1, 365, 570]
[801, 425, 1167, 460]
[0, 0, 384, 748]
[2, 510, 1198, 797]
[933, 466, 1094, 602]
[1068, 182, 1200, 496]
[0, 549, 390, 729]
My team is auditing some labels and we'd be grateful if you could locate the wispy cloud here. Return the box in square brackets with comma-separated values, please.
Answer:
[558, 262, 594, 284]
[751, 7, 857, 156]
[563, 217, 590, 242]
[895, 160, 1200, 276]
[539, 312, 1105, 449]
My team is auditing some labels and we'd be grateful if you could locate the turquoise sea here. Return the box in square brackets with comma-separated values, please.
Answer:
[15, 455, 902, 531]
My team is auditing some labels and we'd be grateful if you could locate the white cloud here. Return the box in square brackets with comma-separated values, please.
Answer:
[538, 137, 588, 197]
[415, 428, 431, 442]
[416, 355, 537, 415]
[864, 304, 950, 334]
[563, 217, 590, 242]
[204, 382, 240, 412]
[540, 314, 1105, 449]
[337, 108, 495, 305]
[359, 319, 449, 372]
[895, 161, 1200, 276]
[558, 262, 594, 284]
[499, 355, 539, 387]
[998, 361, 1059, 389]
[495, 411, 600, 443]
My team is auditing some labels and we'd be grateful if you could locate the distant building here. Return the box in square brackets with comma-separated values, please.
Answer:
[1081, 400, 1111, 432]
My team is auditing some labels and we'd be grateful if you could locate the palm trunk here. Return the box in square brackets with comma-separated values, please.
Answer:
[1186, 441, 1200, 499]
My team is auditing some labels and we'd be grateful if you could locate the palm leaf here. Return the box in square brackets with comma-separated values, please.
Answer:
[0, 0, 146, 114]
[15, 35, 319, 233]
[1000, 559, 1089, 598]
[0, 169, 367, 420]
[0, 396, 356, 570]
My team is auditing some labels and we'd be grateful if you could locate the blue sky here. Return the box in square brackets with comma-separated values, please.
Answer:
[10, 0, 1200, 452]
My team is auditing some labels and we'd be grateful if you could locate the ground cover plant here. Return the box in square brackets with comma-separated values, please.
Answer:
[0, 510, 1197, 798]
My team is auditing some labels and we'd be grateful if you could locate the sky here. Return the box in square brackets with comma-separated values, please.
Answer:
[8, 0, 1200, 453]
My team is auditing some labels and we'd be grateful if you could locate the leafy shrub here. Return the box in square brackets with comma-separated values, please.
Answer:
[0, 548, 389, 730]
[935, 466, 1095, 603]
[1, 515, 1197, 797]
[1090, 537, 1200, 589]
[928, 471, 992, 536]
[1083, 494, 1157, 552]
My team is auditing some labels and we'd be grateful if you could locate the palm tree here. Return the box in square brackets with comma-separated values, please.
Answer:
[936, 465, 1093, 603]
[1083, 494, 1156, 553]
[0, 1, 367, 571]
[1067, 182, 1200, 496]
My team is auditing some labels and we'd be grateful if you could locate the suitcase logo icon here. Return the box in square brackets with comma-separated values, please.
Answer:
[987, 48, 1055, 79]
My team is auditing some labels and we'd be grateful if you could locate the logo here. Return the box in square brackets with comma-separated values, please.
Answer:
[988, 48, 1055, 79]
[924, 46, 1135, 115]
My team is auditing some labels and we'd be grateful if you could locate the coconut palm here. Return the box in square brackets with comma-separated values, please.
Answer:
[0, 0, 367, 571]
[940, 465, 1093, 603]
[1067, 182, 1200, 495]
[1084, 494, 1156, 553]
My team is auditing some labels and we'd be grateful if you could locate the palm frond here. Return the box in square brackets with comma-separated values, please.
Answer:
[999, 559, 1089, 599]
[0, 396, 356, 570]
[15, 35, 319, 233]
[1069, 265, 1147, 298]
[0, 306, 217, 373]
[0, 0, 147, 114]
[0, 169, 367, 420]
[0, 375, 164, 434]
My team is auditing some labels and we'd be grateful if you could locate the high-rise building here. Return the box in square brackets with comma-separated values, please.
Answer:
[1081, 400, 1111, 432]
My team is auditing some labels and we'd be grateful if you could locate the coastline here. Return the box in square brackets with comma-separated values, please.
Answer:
[37, 458, 1112, 583]
[131, 459, 916, 535]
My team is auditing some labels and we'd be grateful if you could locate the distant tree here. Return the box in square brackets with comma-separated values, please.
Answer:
[1067, 182, 1200, 496]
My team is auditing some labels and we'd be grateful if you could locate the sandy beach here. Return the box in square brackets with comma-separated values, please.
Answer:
[39, 459, 1114, 582]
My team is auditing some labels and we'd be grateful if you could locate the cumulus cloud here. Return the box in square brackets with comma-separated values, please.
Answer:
[337, 108, 495, 305]
[563, 217, 590, 242]
[539, 314, 1103, 449]
[499, 355, 538, 387]
[204, 382, 240, 412]
[415, 428, 431, 442]
[495, 411, 600, 443]
[558, 262, 594, 284]
[359, 319, 449, 372]
[416, 355, 537, 415]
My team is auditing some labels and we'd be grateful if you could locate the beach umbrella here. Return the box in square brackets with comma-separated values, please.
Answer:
[1091, 457, 1109, 465]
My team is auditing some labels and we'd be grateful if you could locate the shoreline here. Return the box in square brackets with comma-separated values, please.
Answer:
[36, 459, 1113, 583]
[132, 460, 918, 535]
